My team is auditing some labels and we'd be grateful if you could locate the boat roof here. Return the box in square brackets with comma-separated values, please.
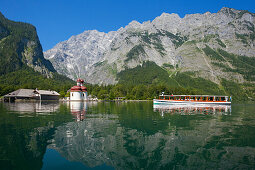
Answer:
[160, 94, 229, 97]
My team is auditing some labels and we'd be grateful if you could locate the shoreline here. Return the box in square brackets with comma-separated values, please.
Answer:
[60, 99, 153, 102]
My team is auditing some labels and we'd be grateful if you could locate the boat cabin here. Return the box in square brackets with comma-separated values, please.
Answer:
[158, 95, 231, 102]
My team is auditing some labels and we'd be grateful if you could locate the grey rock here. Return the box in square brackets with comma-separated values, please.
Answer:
[44, 7, 255, 84]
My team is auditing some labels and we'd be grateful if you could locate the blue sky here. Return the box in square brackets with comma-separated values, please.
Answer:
[1, 0, 255, 51]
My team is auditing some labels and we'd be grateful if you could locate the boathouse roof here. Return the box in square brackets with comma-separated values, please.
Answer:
[4, 89, 60, 98]
[37, 90, 60, 96]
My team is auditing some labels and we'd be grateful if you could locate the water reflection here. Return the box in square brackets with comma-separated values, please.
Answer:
[0, 102, 72, 170]
[68, 101, 87, 121]
[0, 102, 254, 169]
[64, 101, 99, 121]
[46, 102, 254, 169]
[3, 101, 60, 114]
[153, 104, 231, 116]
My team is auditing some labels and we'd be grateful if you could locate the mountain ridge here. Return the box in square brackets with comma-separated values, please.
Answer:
[44, 7, 255, 89]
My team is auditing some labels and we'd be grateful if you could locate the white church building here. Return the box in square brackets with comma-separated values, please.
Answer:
[70, 78, 88, 101]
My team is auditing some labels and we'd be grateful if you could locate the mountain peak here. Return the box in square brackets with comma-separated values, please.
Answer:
[45, 7, 255, 86]
[128, 20, 141, 26]
[218, 7, 255, 19]
[219, 7, 241, 15]
[160, 12, 180, 18]
[124, 20, 142, 30]
[156, 12, 181, 20]
[152, 12, 181, 24]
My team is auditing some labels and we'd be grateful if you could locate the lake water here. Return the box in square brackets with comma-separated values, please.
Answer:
[0, 101, 255, 170]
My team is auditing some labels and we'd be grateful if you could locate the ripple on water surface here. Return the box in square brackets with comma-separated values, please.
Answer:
[0, 101, 254, 169]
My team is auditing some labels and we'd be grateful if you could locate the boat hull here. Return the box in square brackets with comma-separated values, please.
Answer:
[153, 99, 231, 105]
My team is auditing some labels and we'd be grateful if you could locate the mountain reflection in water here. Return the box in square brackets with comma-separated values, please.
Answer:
[0, 102, 254, 169]
[49, 102, 254, 169]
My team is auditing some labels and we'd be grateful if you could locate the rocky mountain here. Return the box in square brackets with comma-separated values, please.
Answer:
[0, 12, 74, 95]
[44, 7, 255, 85]
[0, 11, 56, 78]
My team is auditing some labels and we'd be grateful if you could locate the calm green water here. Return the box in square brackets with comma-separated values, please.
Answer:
[0, 101, 255, 170]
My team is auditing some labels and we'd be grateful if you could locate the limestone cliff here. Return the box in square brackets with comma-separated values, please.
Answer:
[44, 7, 255, 84]
[0, 12, 55, 78]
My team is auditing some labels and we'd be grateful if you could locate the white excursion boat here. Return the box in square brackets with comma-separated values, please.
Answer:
[153, 94, 231, 105]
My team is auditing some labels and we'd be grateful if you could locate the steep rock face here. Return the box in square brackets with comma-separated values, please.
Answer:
[0, 12, 55, 78]
[44, 7, 255, 84]
[45, 30, 118, 82]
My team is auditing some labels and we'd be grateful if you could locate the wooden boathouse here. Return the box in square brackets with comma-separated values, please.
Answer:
[4, 89, 60, 102]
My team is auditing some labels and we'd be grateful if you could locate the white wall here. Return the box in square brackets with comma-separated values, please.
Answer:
[83, 92, 88, 100]
[70, 92, 83, 101]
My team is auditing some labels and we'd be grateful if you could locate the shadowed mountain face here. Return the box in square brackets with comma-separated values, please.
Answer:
[45, 7, 255, 86]
[0, 12, 55, 78]
[0, 12, 75, 95]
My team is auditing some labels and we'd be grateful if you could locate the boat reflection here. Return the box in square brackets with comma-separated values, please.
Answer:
[153, 104, 231, 116]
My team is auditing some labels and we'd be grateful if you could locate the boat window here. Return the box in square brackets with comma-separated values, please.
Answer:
[159, 96, 164, 99]
[209, 97, 214, 101]
[170, 96, 174, 100]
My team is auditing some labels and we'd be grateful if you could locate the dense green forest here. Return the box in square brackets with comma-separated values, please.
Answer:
[85, 61, 254, 101]
[85, 79, 253, 101]
[0, 67, 74, 97]
[1, 61, 253, 101]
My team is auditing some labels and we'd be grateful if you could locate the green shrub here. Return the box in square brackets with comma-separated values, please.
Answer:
[202, 45, 225, 61]
[216, 38, 226, 48]
[125, 45, 145, 62]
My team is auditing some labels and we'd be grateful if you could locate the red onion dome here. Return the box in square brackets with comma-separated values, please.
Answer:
[77, 78, 84, 84]
[81, 86, 87, 92]
[70, 86, 82, 92]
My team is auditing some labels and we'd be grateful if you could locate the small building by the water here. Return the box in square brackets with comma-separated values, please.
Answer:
[4, 89, 60, 102]
[70, 78, 88, 101]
